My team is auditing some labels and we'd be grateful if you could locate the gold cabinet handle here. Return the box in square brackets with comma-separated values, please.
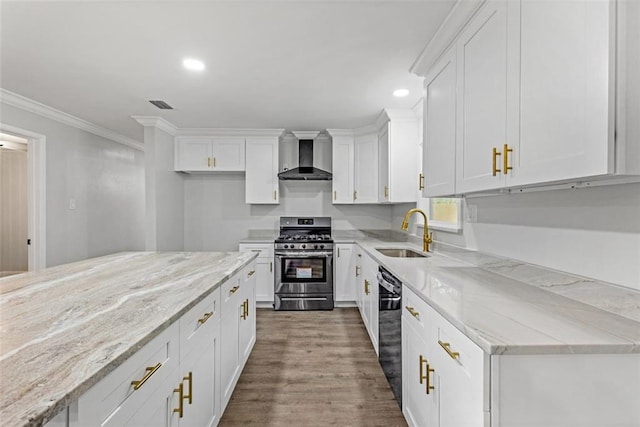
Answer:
[438, 340, 460, 360]
[384, 185, 389, 198]
[247, 270, 255, 277]
[426, 362, 435, 394]
[173, 382, 184, 418]
[353, 190, 357, 201]
[492, 147, 502, 176]
[334, 190, 337, 200]
[419, 355, 427, 384]
[131, 362, 162, 390]
[270, 261, 272, 273]
[241, 299, 249, 319]
[364, 279, 370, 295]
[419, 173, 425, 190]
[183, 372, 193, 405]
[207, 157, 211, 168]
[418, 355, 435, 394]
[273, 190, 277, 200]
[355, 266, 361, 277]
[198, 311, 213, 325]
[229, 285, 240, 295]
[213, 157, 217, 167]
[405, 306, 419, 318]
[503, 144, 513, 174]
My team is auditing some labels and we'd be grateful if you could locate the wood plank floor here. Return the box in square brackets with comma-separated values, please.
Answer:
[219, 308, 407, 427]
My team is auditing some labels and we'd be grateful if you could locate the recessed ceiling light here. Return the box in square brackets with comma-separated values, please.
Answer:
[183, 58, 205, 71]
[393, 89, 409, 97]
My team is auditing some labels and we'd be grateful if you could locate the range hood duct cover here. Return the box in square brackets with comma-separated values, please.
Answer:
[278, 139, 332, 181]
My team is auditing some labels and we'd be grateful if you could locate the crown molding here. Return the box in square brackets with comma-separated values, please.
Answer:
[131, 116, 178, 136]
[291, 130, 320, 140]
[410, 0, 485, 77]
[176, 128, 285, 138]
[0, 89, 143, 151]
[326, 129, 354, 138]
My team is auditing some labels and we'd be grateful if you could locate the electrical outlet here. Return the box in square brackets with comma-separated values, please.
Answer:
[68, 198, 76, 210]
[466, 204, 477, 223]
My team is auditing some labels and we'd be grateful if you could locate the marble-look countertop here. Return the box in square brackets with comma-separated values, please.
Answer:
[0, 251, 257, 427]
[239, 228, 640, 354]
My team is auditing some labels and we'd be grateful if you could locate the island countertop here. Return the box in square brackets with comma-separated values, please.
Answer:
[0, 251, 257, 427]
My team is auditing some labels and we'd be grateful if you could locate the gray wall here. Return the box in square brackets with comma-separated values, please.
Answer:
[144, 126, 184, 251]
[184, 176, 396, 251]
[0, 102, 145, 267]
[431, 183, 640, 291]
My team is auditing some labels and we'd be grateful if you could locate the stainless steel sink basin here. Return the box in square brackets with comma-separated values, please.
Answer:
[376, 248, 428, 258]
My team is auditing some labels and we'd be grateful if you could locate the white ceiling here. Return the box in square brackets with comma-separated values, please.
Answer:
[0, 0, 455, 142]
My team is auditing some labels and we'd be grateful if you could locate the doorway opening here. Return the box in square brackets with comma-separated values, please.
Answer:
[0, 125, 46, 273]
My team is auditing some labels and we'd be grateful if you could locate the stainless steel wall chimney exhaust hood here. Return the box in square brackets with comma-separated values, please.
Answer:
[278, 139, 332, 180]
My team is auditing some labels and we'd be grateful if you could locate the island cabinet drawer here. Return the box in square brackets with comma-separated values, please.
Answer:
[239, 244, 273, 259]
[179, 287, 221, 360]
[402, 285, 432, 335]
[222, 272, 243, 308]
[243, 260, 257, 282]
[75, 322, 179, 426]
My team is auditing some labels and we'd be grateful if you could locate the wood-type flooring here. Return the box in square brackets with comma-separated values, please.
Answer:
[219, 308, 407, 427]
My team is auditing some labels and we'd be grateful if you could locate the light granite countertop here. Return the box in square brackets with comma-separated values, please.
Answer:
[240, 228, 640, 355]
[0, 251, 257, 427]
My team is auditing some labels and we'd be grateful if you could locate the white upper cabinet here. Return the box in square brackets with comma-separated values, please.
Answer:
[175, 136, 245, 172]
[455, 1, 511, 194]
[354, 133, 379, 203]
[377, 110, 420, 203]
[509, 0, 614, 186]
[331, 135, 355, 204]
[245, 137, 279, 204]
[417, 0, 638, 196]
[422, 47, 457, 197]
[377, 109, 419, 203]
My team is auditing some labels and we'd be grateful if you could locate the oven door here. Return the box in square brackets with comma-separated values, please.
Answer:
[274, 251, 333, 295]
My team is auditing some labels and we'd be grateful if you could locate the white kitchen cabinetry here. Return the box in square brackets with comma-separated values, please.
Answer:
[455, 0, 512, 194]
[69, 262, 257, 427]
[335, 244, 356, 303]
[175, 137, 245, 172]
[245, 137, 279, 204]
[329, 132, 378, 204]
[402, 285, 640, 427]
[355, 248, 364, 312]
[377, 110, 419, 203]
[239, 244, 274, 306]
[354, 134, 379, 204]
[420, 0, 638, 197]
[331, 135, 355, 204]
[422, 47, 457, 197]
[357, 250, 379, 355]
[507, 0, 615, 187]
[402, 285, 488, 427]
[221, 264, 256, 412]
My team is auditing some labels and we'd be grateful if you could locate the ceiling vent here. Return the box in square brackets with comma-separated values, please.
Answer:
[149, 100, 173, 110]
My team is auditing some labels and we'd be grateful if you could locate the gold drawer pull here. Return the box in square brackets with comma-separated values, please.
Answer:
[173, 382, 184, 418]
[364, 279, 370, 295]
[405, 306, 419, 318]
[183, 372, 193, 405]
[247, 270, 256, 277]
[198, 312, 213, 324]
[131, 362, 162, 390]
[213, 157, 217, 167]
[229, 285, 240, 295]
[419, 355, 427, 384]
[438, 340, 460, 360]
[492, 147, 502, 176]
[419, 173, 425, 190]
[384, 185, 389, 198]
[503, 143, 513, 174]
[241, 299, 249, 320]
[207, 157, 211, 168]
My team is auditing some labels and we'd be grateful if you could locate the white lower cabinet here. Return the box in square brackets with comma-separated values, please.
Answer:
[334, 244, 356, 303]
[239, 244, 274, 306]
[356, 248, 379, 355]
[402, 285, 640, 427]
[65, 261, 256, 427]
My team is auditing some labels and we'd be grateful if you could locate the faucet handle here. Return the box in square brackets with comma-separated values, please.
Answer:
[427, 232, 433, 243]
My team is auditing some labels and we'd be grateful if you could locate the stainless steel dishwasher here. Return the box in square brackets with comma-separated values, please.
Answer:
[378, 265, 402, 407]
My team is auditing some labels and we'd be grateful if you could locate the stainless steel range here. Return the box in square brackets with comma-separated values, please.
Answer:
[274, 216, 334, 310]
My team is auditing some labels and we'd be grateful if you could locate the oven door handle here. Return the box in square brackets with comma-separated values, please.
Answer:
[274, 251, 334, 258]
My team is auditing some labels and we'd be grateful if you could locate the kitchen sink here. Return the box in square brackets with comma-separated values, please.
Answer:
[375, 248, 428, 258]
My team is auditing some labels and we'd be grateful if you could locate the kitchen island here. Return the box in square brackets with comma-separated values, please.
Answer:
[0, 251, 257, 427]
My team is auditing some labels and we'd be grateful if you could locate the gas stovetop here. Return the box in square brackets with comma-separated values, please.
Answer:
[275, 216, 333, 250]
[275, 233, 333, 243]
